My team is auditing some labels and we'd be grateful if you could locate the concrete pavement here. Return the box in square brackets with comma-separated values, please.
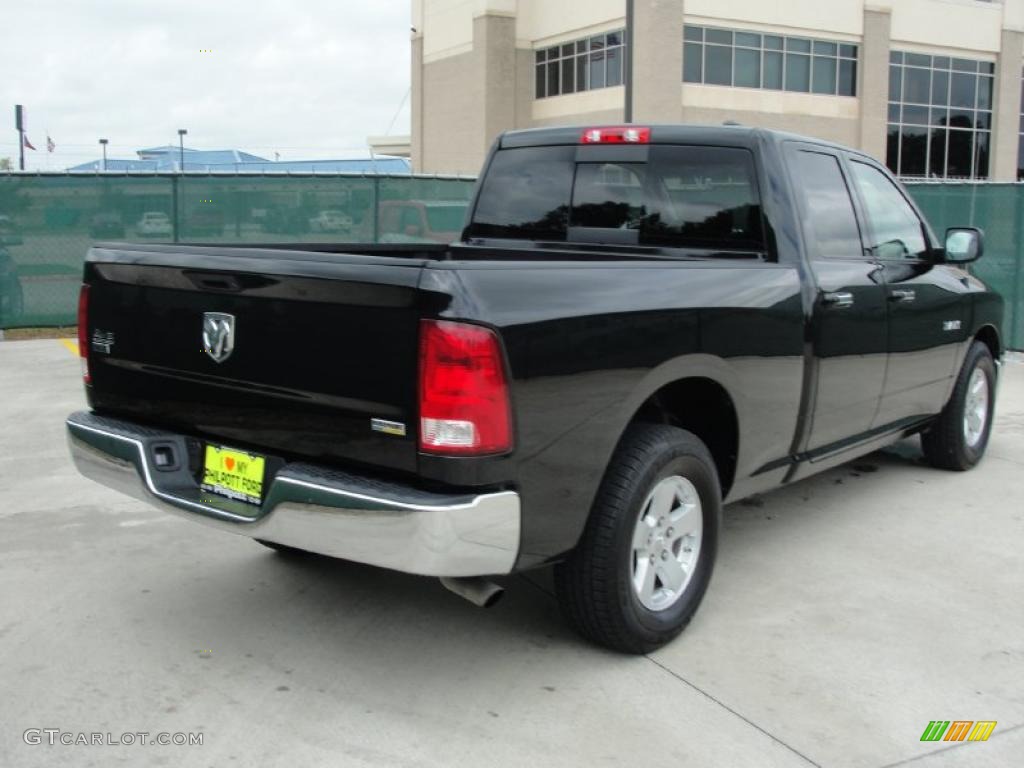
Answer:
[1, 339, 1021, 767]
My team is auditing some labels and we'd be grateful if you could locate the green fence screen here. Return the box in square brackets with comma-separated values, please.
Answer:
[905, 183, 1023, 351]
[0, 172, 475, 329]
[0, 173, 1021, 349]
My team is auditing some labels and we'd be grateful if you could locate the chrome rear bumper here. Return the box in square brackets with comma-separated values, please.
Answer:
[66, 411, 520, 577]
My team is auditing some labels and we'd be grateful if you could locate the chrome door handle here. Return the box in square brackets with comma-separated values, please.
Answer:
[889, 289, 916, 303]
[822, 291, 854, 308]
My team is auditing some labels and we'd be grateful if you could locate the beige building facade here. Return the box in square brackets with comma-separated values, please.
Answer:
[411, 0, 1024, 180]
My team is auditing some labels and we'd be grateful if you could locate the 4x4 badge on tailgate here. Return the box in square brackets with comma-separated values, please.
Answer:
[91, 329, 115, 354]
[202, 312, 235, 363]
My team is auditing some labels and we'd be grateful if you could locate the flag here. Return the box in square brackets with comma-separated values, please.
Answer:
[47, 136, 55, 153]
[23, 135, 36, 151]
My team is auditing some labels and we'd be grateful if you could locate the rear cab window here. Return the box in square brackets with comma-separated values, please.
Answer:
[467, 144, 765, 256]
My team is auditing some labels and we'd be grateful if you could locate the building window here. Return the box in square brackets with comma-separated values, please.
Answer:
[887, 51, 994, 179]
[535, 30, 625, 99]
[683, 26, 857, 96]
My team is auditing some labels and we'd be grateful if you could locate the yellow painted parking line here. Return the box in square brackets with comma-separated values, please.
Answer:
[60, 339, 78, 356]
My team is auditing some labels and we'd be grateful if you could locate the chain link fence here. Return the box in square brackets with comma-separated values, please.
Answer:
[0, 174, 1021, 349]
[0, 172, 475, 328]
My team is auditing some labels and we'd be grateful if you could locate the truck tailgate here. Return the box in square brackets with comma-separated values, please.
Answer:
[83, 245, 429, 474]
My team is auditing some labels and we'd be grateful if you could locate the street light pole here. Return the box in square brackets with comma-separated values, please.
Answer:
[99, 138, 108, 171]
[624, 0, 634, 123]
[15, 105, 25, 171]
[177, 128, 188, 172]
[174, 129, 187, 244]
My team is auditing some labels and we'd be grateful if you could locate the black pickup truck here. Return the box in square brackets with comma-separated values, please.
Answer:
[66, 125, 1003, 653]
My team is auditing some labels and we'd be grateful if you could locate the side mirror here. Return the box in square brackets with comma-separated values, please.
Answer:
[942, 227, 984, 263]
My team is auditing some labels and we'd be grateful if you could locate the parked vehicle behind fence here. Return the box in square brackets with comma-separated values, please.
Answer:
[308, 209, 353, 234]
[89, 212, 125, 239]
[136, 212, 172, 238]
[377, 200, 465, 243]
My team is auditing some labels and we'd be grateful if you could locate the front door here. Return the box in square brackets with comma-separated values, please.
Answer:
[788, 147, 889, 452]
[846, 160, 968, 427]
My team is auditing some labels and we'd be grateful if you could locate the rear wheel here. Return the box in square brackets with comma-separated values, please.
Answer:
[554, 424, 721, 654]
[921, 340, 996, 470]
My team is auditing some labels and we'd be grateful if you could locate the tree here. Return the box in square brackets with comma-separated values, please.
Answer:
[0, 157, 11, 171]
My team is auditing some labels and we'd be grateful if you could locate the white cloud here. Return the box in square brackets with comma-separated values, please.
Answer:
[1, 0, 411, 169]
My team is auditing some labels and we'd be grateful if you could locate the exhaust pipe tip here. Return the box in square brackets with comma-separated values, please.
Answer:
[440, 576, 505, 608]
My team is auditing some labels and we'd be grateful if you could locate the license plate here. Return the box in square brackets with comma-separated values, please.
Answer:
[201, 445, 266, 505]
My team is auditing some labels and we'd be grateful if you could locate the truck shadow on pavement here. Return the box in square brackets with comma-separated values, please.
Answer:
[136, 440, 935, 671]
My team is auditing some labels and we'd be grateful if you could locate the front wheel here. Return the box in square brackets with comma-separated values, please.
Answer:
[554, 424, 721, 654]
[921, 340, 996, 470]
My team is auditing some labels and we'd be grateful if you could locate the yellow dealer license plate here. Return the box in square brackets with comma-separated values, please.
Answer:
[201, 445, 266, 505]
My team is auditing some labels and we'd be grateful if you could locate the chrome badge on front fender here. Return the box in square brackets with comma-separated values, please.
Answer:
[202, 312, 235, 363]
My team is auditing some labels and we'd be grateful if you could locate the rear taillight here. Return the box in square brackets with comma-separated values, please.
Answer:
[418, 319, 512, 455]
[580, 126, 650, 144]
[77, 284, 90, 383]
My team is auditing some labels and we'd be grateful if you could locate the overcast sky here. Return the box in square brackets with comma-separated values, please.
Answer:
[1, 0, 412, 170]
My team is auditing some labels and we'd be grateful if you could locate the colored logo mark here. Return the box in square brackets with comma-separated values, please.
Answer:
[920, 721, 996, 742]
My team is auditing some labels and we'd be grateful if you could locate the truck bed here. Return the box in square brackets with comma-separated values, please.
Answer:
[82, 239, 807, 566]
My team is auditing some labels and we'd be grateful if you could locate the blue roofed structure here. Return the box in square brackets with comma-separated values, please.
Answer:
[229, 157, 411, 173]
[135, 145, 267, 164]
[68, 145, 411, 174]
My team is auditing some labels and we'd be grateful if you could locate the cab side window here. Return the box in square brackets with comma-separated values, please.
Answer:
[791, 150, 863, 260]
[849, 161, 928, 260]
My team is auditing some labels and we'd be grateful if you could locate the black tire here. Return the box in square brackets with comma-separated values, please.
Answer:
[921, 340, 996, 471]
[255, 539, 310, 557]
[554, 424, 721, 654]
